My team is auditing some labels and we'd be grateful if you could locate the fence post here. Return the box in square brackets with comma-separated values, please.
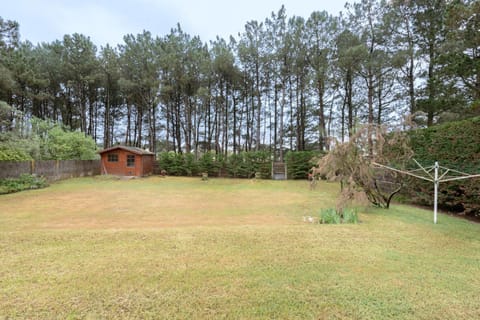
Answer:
[31, 159, 35, 175]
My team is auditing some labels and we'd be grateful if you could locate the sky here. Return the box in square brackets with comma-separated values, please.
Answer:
[3, 0, 347, 47]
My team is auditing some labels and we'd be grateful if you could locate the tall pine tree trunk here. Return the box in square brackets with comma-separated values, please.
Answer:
[255, 62, 261, 151]
[318, 78, 326, 151]
[103, 86, 111, 148]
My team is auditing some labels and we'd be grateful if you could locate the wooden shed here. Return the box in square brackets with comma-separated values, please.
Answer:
[98, 146, 155, 177]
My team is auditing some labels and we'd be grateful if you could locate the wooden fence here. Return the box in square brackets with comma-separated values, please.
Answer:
[0, 160, 100, 181]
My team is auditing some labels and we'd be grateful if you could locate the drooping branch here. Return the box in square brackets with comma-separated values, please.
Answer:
[315, 124, 413, 210]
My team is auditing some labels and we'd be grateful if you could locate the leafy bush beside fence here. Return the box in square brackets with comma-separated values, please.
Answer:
[0, 111, 98, 162]
[0, 174, 48, 194]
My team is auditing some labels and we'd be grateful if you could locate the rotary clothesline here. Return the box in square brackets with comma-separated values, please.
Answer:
[372, 159, 480, 224]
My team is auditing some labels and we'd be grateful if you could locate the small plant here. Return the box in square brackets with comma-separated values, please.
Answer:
[342, 208, 359, 224]
[318, 207, 358, 224]
[320, 208, 341, 224]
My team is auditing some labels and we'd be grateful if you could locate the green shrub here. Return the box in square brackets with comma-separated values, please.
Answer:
[0, 147, 32, 161]
[155, 150, 325, 180]
[408, 117, 480, 173]
[198, 152, 222, 177]
[183, 153, 198, 176]
[227, 153, 251, 178]
[245, 151, 271, 179]
[404, 117, 480, 217]
[0, 133, 36, 161]
[159, 151, 272, 179]
[0, 104, 97, 161]
[31, 119, 97, 160]
[319, 208, 358, 224]
[286, 151, 325, 179]
[342, 208, 359, 224]
[320, 208, 341, 224]
[158, 151, 182, 176]
[45, 126, 97, 160]
[0, 174, 48, 194]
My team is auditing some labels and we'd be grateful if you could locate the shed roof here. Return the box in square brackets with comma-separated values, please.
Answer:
[98, 145, 155, 155]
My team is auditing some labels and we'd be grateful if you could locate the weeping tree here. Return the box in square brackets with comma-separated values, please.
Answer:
[315, 124, 413, 210]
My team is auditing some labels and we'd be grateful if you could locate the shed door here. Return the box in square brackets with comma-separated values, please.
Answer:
[125, 154, 136, 176]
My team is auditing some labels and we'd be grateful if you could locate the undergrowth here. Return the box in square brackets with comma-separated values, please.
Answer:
[0, 174, 48, 194]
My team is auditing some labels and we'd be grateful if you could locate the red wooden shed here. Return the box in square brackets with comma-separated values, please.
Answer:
[98, 146, 155, 177]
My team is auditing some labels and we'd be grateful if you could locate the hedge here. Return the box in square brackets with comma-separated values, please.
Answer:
[286, 150, 325, 179]
[404, 117, 480, 217]
[157, 150, 323, 180]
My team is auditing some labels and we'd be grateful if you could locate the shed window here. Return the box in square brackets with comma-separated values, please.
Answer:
[127, 155, 135, 167]
[108, 154, 118, 162]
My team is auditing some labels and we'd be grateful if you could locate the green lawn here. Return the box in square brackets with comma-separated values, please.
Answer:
[1, 176, 479, 319]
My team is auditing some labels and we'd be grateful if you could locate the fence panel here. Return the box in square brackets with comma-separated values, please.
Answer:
[0, 160, 100, 181]
[0, 161, 32, 179]
[34, 160, 57, 178]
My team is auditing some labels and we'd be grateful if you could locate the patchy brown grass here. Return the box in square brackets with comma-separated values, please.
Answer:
[0, 176, 335, 231]
[1, 176, 480, 319]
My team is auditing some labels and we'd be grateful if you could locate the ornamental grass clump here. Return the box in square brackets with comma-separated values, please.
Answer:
[342, 208, 359, 224]
[319, 207, 358, 224]
[320, 208, 341, 224]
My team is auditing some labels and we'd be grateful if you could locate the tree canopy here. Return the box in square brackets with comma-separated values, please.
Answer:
[1, 0, 478, 158]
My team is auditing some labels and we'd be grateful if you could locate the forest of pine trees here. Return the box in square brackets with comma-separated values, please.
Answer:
[1, 0, 479, 158]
